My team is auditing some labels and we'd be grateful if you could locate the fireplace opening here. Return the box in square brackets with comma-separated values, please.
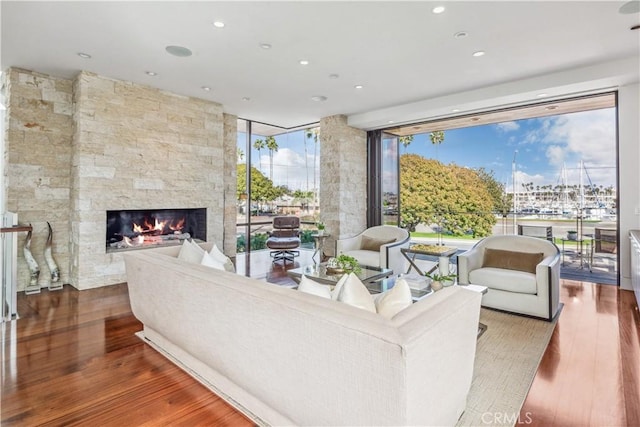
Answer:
[106, 208, 206, 252]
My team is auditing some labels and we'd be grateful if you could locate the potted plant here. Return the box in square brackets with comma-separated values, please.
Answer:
[327, 253, 361, 274]
[425, 271, 457, 291]
[567, 230, 578, 241]
[316, 221, 326, 236]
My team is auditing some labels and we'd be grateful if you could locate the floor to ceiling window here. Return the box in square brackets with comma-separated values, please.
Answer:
[236, 119, 321, 256]
[376, 93, 619, 284]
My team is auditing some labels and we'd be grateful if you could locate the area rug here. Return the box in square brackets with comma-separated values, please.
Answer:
[456, 307, 560, 427]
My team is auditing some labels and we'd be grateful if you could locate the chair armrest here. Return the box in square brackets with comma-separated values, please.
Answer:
[381, 238, 410, 274]
[457, 247, 484, 285]
[535, 252, 560, 320]
[336, 235, 361, 254]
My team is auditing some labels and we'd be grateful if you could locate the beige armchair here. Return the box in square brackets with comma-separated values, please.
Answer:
[335, 225, 410, 275]
[457, 235, 560, 321]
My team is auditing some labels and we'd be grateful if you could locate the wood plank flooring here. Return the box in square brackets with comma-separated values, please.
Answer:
[2, 257, 639, 426]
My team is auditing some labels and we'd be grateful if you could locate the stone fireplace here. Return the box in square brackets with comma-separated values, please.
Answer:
[4, 68, 238, 290]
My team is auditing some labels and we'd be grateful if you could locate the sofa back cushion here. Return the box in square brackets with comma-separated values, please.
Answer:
[482, 248, 544, 274]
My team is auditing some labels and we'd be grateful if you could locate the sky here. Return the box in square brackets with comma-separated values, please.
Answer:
[238, 107, 617, 195]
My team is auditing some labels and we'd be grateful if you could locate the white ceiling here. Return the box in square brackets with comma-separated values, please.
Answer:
[2, 1, 639, 129]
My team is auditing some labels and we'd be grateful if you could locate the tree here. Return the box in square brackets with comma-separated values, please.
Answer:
[237, 147, 244, 163]
[253, 139, 265, 173]
[399, 154, 496, 237]
[429, 130, 445, 159]
[305, 127, 320, 205]
[475, 167, 512, 215]
[399, 135, 414, 153]
[265, 136, 278, 181]
[237, 164, 284, 203]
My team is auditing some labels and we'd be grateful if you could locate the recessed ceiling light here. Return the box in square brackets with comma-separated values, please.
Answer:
[432, 6, 445, 14]
[260, 43, 272, 49]
[213, 21, 225, 28]
[354, 85, 364, 89]
[537, 93, 548, 98]
[166, 45, 192, 57]
[388, 120, 395, 124]
[545, 105, 558, 110]
[329, 74, 340, 79]
[299, 60, 309, 65]
[472, 51, 485, 57]
[242, 97, 251, 101]
[77, 52, 92, 59]
[454, 31, 468, 38]
[202, 86, 211, 92]
[146, 71, 157, 76]
[311, 95, 327, 102]
[619, 1, 640, 14]
[452, 109, 460, 113]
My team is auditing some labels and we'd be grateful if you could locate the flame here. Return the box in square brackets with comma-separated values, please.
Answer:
[132, 216, 185, 235]
[170, 218, 185, 231]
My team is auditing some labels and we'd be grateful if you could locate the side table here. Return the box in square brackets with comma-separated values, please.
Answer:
[401, 244, 458, 275]
[311, 233, 330, 264]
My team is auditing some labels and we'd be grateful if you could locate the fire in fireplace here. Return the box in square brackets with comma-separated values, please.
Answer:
[106, 208, 206, 252]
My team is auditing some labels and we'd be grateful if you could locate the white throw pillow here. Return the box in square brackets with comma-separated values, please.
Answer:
[331, 274, 349, 300]
[297, 275, 332, 299]
[336, 273, 376, 313]
[374, 277, 413, 319]
[178, 239, 205, 264]
[209, 244, 236, 273]
[200, 251, 226, 270]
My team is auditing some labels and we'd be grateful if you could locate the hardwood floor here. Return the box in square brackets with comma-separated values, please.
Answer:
[521, 281, 640, 426]
[2, 258, 639, 426]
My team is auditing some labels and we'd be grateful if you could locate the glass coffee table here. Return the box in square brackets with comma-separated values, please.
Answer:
[287, 263, 393, 286]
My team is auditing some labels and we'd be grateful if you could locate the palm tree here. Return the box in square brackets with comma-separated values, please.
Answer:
[253, 139, 265, 172]
[399, 135, 414, 153]
[305, 127, 320, 206]
[429, 131, 445, 159]
[237, 148, 244, 163]
[265, 136, 278, 181]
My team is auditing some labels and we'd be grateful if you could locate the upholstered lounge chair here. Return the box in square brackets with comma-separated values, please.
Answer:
[457, 235, 560, 321]
[335, 225, 410, 275]
[266, 216, 301, 264]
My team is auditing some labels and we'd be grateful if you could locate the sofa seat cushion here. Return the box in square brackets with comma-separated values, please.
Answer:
[469, 267, 537, 294]
[342, 250, 379, 268]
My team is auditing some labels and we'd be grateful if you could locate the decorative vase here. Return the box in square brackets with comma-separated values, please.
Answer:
[317, 229, 325, 236]
[567, 231, 578, 241]
[431, 280, 443, 292]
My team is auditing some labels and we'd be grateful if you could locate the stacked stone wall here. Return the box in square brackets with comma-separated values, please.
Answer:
[319, 115, 367, 255]
[5, 68, 233, 290]
[5, 68, 73, 290]
[70, 72, 226, 289]
[223, 113, 238, 257]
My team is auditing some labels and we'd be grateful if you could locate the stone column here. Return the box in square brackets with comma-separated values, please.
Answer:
[223, 113, 238, 257]
[319, 115, 367, 256]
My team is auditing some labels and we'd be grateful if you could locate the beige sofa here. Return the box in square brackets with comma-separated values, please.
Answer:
[457, 235, 560, 321]
[124, 243, 482, 427]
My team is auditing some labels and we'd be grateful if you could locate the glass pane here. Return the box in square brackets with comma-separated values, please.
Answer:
[236, 120, 321, 253]
[382, 133, 399, 226]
